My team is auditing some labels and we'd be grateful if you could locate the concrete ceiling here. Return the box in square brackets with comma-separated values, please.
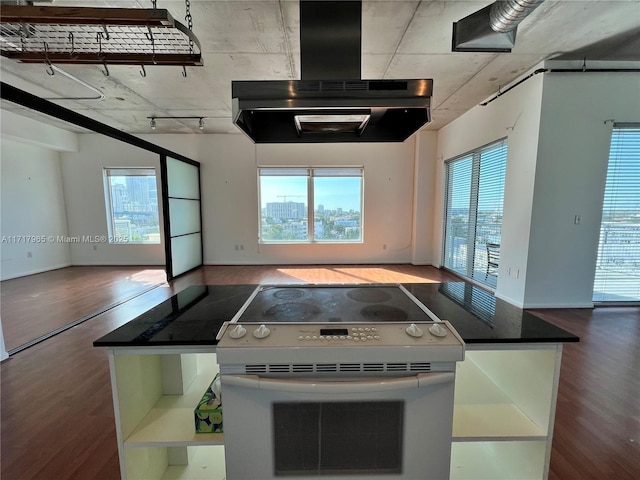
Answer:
[1, 0, 639, 136]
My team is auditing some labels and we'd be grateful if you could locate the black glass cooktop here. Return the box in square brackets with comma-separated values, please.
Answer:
[94, 282, 579, 347]
[237, 285, 431, 324]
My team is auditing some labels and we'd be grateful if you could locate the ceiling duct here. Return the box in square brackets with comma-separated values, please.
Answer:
[453, 0, 545, 52]
[232, 0, 432, 143]
[490, 0, 545, 33]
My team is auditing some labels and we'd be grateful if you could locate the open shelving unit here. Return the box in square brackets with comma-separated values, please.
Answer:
[107, 343, 562, 480]
[109, 349, 223, 480]
[450, 345, 562, 480]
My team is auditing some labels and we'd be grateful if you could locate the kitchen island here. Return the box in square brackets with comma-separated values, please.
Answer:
[94, 282, 579, 480]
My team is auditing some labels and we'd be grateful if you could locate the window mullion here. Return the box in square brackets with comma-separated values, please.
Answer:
[467, 153, 481, 277]
[308, 172, 314, 242]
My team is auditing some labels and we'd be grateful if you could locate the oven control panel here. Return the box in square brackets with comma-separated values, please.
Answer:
[218, 321, 463, 348]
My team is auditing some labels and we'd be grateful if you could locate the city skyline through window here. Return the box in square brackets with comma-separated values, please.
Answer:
[103, 168, 160, 244]
[259, 168, 363, 243]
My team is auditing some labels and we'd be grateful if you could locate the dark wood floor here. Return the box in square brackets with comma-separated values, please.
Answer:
[1, 265, 638, 480]
[0, 266, 166, 352]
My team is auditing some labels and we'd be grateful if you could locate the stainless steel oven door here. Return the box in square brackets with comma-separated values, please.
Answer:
[220, 372, 456, 480]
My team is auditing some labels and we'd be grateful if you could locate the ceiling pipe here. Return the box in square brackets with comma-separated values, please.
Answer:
[489, 0, 545, 33]
[480, 66, 640, 106]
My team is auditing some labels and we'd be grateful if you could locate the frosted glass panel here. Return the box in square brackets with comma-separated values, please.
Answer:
[169, 198, 201, 237]
[171, 234, 202, 277]
[167, 157, 200, 199]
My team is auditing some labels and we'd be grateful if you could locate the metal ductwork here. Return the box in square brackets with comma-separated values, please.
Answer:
[490, 0, 545, 33]
[453, 0, 545, 52]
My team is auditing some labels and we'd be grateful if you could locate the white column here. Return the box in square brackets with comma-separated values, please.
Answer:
[0, 317, 9, 360]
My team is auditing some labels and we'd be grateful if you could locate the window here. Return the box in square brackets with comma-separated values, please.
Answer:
[593, 125, 640, 303]
[103, 168, 160, 244]
[259, 167, 363, 243]
[442, 139, 507, 288]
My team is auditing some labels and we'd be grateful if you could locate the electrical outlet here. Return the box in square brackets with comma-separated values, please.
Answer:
[27, 251, 32, 258]
[93, 245, 98, 251]
[234, 245, 239, 251]
[574, 214, 581, 225]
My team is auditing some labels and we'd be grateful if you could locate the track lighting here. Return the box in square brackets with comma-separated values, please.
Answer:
[146, 116, 207, 131]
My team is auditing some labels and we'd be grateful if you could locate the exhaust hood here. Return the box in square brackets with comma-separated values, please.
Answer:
[232, 1, 433, 143]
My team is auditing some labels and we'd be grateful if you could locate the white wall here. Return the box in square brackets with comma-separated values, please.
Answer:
[57, 133, 424, 266]
[253, 140, 418, 263]
[412, 132, 438, 264]
[1, 109, 78, 152]
[149, 134, 422, 264]
[60, 135, 165, 265]
[436, 68, 545, 306]
[523, 68, 640, 308]
[0, 138, 72, 280]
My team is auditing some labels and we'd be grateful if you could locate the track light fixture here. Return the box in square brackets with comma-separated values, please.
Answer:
[147, 116, 207, 131]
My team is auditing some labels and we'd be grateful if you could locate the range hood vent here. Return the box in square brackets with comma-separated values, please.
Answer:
[232, 1, 432, 143]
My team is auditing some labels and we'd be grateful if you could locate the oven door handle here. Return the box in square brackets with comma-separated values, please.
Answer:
[220, 372, 454, 394]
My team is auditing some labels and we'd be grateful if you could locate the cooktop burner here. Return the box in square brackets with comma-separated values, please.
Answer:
[273, 288, 306, 300]
[235, 284, 433, 324]
[360, 304, 409, 322]
[264, 302, 321, 321]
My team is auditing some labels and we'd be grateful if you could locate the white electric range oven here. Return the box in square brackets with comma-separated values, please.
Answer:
[216, 285, 465, 480]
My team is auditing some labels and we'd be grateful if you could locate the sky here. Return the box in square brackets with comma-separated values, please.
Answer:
[260, 176, 361, 211]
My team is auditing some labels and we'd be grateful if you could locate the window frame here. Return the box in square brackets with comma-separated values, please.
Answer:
[258, 166, 364, 244]
[593, 123, 640, 303]
[103, 167, 161, 245]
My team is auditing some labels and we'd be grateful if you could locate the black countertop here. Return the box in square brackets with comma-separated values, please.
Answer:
[93, 282, 579, 347]
[403, 283, 579, 343]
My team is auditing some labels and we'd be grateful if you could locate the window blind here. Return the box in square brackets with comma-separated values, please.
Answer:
[443, 140, 507, 288]
[593, 125, 640, 302]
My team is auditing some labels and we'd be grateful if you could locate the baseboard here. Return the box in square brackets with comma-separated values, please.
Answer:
[69, 262, 165, 266]
[522, 301, 595, 309]
[0, 263, 71, 281]
[494, 291, 524, 308]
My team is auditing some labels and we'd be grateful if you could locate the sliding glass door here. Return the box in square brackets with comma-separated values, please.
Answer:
[593, 124, 640, 302]
[160, 156, 203, 280]
[443, 139, 507, 288]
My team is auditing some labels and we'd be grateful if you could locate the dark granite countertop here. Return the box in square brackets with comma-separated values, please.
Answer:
[93, 285, 258, 347]
[94, 282, 579, 347]
[402, 282, 579, 344]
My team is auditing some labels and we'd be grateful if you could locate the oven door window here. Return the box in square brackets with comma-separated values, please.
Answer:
[273, 401, 403, 476]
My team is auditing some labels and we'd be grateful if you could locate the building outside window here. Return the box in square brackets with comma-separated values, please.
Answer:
[259, 167, 363, 243]
[103, 167, 160, 244]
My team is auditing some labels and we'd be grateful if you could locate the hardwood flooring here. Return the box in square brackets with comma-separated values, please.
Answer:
[531, 306, 640, 480]
[1, 265, 638, 480]
[0, 266, 166, 352]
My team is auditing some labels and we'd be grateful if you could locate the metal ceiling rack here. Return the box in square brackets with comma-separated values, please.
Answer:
[0, 5, 203, 68]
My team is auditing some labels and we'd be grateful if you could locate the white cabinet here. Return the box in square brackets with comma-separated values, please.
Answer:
[107, 344, 562, 480]
[451, 344, 562, 480]
[108, 348, 225, 480]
